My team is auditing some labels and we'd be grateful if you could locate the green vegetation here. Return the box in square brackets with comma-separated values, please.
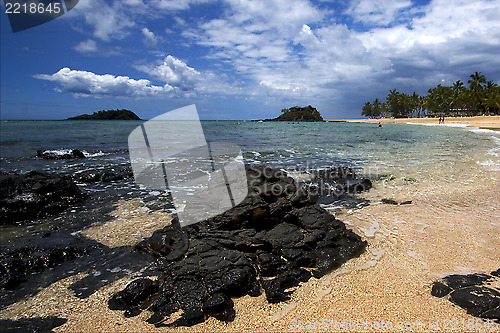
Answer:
[362, 72, 500, 118]
[67, 109, 141, 120]
[270, 105, 324, 122]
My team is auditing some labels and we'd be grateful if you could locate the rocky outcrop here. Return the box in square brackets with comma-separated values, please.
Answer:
[72, 167, 133, 183]
[0, 232, 99, 290]
[0, 171, 88, 224]
[109, 165, 367, 326]
[431, 269, 500, 321]
[37, 149, 85, 159]
[0, 316, 67, 333]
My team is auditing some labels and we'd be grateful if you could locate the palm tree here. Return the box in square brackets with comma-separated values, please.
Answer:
[468, 72, 486, 114]
[372, 98, 383, 118]
[386, 89, 403, 118]
[410, 92, 423, 118]
[483, 81, 500, 115]
[450, 80, 465, 113]
[362, 102, 374, 118]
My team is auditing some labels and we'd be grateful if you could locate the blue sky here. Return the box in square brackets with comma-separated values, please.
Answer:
[1, 0, 500, 120]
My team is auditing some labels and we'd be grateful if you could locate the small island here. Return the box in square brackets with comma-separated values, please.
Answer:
[67, 109, 141, 120]
[264, 105, 324, 122]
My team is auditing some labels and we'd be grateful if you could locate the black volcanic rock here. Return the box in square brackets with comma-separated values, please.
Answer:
[72, 166, 134, 183]
[67, 109, 141, 120]
[431, 270, 500, 321]
[431, 282, 452, 298]
[0, 171, 88, 224]
[109, 278, 158, 312]
[0, 316, 67, 333]
[0, 233, 99, 290]
[109, 165, 367, 326]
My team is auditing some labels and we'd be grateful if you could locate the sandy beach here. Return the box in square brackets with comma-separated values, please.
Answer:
[338, 115, 500, 131]
[2, 167, 499, 332]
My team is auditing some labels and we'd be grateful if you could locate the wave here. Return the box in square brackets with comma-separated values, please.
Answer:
[467, 126, 500, 136]
[83, 151, 107, 157]
[476, 159, 500, 171]
[39, 149, 108, 158]
[405, 122, 469, 128]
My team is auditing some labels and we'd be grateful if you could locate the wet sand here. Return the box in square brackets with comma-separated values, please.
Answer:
[1, 149, 499, 332]
[337, 115, 500, 131]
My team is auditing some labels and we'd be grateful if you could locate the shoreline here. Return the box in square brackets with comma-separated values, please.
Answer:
[331, 115, 500, 132]
[2, 180, 498, 333]
[1, 166, 499, 332]
[1, 121, 499, 332]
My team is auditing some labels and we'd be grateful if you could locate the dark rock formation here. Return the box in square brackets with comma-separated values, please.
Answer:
[0, 171, 88, 224]
[0, 316, 67, 333]
[67, 109, 141, 120]
[0, 233, 99, 290]
[264, 105, 324, 122]
[431, 270, 500, 321]
[72, 166, 133, 183]
[380, 198, 412, 205]
[37, 149, 85, 159]
[109, 165, 367, 326]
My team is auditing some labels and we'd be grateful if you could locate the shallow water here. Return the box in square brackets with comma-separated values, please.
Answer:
[2, 119, 499, 239]
[2, 120, 499, 177]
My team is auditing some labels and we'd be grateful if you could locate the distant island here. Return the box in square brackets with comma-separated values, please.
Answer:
[264, 105, 324, 122]
[67, 109, 141, 120]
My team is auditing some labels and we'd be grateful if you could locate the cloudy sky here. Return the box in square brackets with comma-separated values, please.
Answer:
[1, 0, 500, 120]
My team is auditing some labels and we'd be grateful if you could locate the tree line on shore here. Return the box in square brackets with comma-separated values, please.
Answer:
[362, 72, 500, 118]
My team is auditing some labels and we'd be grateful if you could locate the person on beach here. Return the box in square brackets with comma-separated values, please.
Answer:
[378, 122, 382, 127]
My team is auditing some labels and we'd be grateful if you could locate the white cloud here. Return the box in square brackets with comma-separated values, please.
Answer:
[185, 0, 388, 100]
[73, 0, 135, 41]
[70, 0, 216, 42]
[34, 56, 234, 98]
[225, 0, 324, 32]
[141, 27, 159, 46]
[345, 0, 413, 26]
[357, 0, 500, 86]
[34, 68, 172, 98]
[150, 0, 216, 10]
[73, 39, 98, 53]
[54, 0, 500, 110]
[138, 55, 235, 94]
[150, 0, 192, 10]
[184, 0, 325, 96]
[139, 55, 200, 89]
[183, 0, 500, 104]
[123, 0, 144, 5]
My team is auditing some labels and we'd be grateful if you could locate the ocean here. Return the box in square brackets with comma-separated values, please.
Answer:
[1, 119, 499, 182]
[1, 119, 499, 234]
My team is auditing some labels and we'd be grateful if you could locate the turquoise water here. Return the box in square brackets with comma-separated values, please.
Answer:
[1, 120, 499, 184]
